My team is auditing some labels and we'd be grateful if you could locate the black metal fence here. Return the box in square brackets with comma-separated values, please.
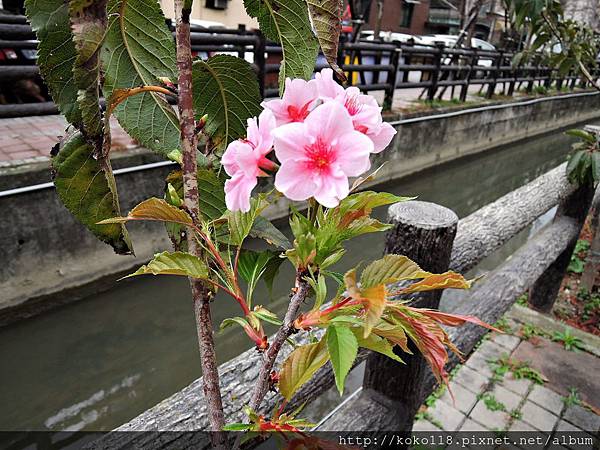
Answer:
[1, 14, 599, 118]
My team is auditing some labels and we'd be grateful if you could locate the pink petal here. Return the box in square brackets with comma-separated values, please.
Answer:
[272, 122, 309, 163]
[313, 165, 349, 208]
[222, 140, 252, 177]
[304, 101, 355, 143]
[335, 131, 373, 176]
[225, 172, 257, 212]
[246, 116, 260, 146]
[314, 68, 344, 100]
[275, 160, 317, 201]
[256, 109, 276, 155]
[368, 122, 397, 153]
[274, 159, 319, 201]
[283, 78, 318, 109]
[235, 144, 261, 178]
[261, 98, 290, 126]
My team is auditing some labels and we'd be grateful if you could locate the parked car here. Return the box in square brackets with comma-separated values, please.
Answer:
[418, 34, 496, 67]
[359, 30, 424, 45]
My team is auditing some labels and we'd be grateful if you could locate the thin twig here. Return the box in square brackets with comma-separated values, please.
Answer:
[248, 273, 312, 411]
[174, 0, 226, 441]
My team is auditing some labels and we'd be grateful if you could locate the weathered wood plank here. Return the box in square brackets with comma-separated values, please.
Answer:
[450, 163, 572, 273]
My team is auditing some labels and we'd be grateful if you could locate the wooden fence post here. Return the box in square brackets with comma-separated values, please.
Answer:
[486, 50, 503, 99]
[254, 30, 266, 98]
[427, 42, 445, 101]
[460, 48, 476, 102]
[362, 200, 459, 431]
[529, 182, 595, 312]
[383, 48, 400, 111]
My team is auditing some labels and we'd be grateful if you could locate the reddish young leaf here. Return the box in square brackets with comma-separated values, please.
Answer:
[396, 271, 472, 295]
[416, 309, 502, 333]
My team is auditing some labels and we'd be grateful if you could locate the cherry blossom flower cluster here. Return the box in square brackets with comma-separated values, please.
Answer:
[222, 69, 397, 212]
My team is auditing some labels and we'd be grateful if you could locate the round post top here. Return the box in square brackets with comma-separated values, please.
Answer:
[388, 200, 458, 230]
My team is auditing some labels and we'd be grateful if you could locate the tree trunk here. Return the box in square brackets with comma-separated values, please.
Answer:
[173, 0, 225, 441]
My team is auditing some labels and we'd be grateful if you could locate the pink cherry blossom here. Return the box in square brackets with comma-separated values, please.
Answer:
[222, 109, 276, 212]
[338, 86, 397, 153]
[272, 101, 373, 208]
[314, 68, 344, 100]
[261, 78, 318, 126]
[314, 69, 397, 153]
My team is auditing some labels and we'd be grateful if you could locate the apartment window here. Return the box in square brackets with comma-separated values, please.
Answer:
[400, 1, 416, 29]
[206, 0, 228, 9]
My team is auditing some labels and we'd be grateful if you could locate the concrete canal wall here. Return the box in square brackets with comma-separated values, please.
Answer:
[2, 90, 600, 322]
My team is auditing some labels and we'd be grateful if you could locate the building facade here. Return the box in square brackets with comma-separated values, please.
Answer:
[364, 0, 431, 35]
[563, 0, 600, 32]
[159, 0, 257, 29]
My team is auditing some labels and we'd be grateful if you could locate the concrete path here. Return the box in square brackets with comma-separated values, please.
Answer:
[413, 305, 600, 443]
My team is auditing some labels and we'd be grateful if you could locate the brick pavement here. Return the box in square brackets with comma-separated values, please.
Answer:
[413, 306, 600, 446]
[0, 115, 138, 163]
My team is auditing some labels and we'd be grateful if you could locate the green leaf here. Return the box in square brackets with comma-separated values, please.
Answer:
[226, 196, 269, 246]
[126, 251, 209, 279]
[279, 337, 329, 400]
[307, 273, 327, 309]
[166, 169, 227, 221]
[243, 0, 319, 93]
[52, 132, 131, 254]
[307, 0, 345, 80]
[351, 328, 404, 363]
[567, 150, 585, 183]
[98, 197, 193, 226]
[69, 0, 107, 141]
[220, 316, 251, 331]
[326, 325, 358, 395]
[102, 0, 180, 157]
[592, 153, 600, 182]
[286, 232, 317, 269]
[222, 423, 252, 431]
[251, 306, 282, 326]
[238, 250, 281, 305]
[192, 55, 262, 152]
[314, 192, 411, 262]
[320, 248, 345, 270]
[566, 129, 596, 144]
[360, 254, 431, 289]
[25, 0, 81, 125]
[250, 216, 291, 249]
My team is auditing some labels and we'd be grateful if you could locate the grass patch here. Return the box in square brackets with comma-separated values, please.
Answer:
[489, 356, 546, 384]
[552, 328, 585, 352]
[478, 392, 506, 412]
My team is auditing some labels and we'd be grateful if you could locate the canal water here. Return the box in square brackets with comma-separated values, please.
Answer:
[0, 127, 578, 433]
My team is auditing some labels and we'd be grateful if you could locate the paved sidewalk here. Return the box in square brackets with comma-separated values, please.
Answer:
[413, 305, 600, 444]
[0, 115, 137, 163]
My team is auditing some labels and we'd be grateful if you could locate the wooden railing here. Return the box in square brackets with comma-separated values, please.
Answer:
[1, 15, 599, 117]
[85, 159, 595, 449]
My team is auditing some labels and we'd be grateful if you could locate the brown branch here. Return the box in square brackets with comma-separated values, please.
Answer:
[248, 273, 312, 411]
[174, 0, 226, 440]
[105, 85, 174, 118]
